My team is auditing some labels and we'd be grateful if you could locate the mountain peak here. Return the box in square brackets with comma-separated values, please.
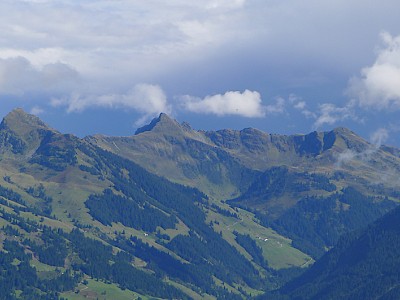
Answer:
[0, 108, 56, 154]
[332, 126, 357, 136]
[1, 108, 52, 133]
[135, 113, 180, 135]
[329, 126, 370, 152]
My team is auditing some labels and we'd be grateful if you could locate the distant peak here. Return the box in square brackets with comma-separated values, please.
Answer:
[4, 108, 31, 121]
[1, 108, 54, 135]
[330, 127, 364, 141]
[135, 113, 179, 135]
[332, 127, 355, 135]
[159, 112, 173, 121]
[0, 108, 57, 154]
[3, 108, 45, 125]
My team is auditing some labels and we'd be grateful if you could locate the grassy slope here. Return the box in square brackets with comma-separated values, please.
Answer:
[87, 116, 400, 271]
[206, 206, 312, 270]
[0, 144, 200, 297]
[0, 145, 266, 298]
[88, 122, 317, 270]
[5, 110, 400, 298]
[61, 279, 151, 300]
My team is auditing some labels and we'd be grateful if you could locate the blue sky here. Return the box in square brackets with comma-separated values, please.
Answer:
[1, 0, 400, 146]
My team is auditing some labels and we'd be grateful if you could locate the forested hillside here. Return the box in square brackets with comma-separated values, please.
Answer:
[271, 205, 400, 300]
[0, 109, 276, 299]
[1, 109, 400, 299]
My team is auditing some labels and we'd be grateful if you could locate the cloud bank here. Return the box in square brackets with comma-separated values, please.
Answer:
[0, 0, 252, 83]
[370, 128, 389, 147]
[0, 1, 399, 138]
[52, 84, 171, 125]
[349, 32, 400, 109]
[0, 56, 78, 96]
[313, 100, 358, 129]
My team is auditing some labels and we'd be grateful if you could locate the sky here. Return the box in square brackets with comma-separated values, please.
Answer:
[1, 0, 400, 146]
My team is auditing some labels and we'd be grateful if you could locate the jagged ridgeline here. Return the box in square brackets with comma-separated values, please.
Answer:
[1, 108, 400, 299]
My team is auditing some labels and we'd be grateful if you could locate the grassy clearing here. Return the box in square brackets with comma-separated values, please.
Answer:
[19, 211, 74, 232]
[99, 222, 189, 264]
[30, 259, 59, 272]
[160, 217, 190, 240]
[207, 207, 312, 270]
[233, 282, 264, 298]
[61, 278, 149, 300]
[49, 179, 106, 226]
[0, 216, 10, 229]
[0, 160, 106, 229]
[167, 279, 216, 300]
[213, 276, 241, 295]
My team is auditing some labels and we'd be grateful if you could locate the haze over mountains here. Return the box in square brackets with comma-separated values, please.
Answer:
[0, 108, 400, 299]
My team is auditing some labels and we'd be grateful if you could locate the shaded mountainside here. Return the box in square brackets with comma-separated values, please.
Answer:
[271, 204, 400, 300]
[1, 109, 400, 299]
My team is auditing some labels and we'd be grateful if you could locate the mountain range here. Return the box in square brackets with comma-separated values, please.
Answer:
[0, 108, 399, 299]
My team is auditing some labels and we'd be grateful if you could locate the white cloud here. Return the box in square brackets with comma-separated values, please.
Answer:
[335, 149, 357, 167]
[0, 0, 258, 116]
[302, 110, 317, 119]
[180, 90, 266, 117]
[30, 106, 44, 115]
[0, 1, 252, 81]
[0, 56, 79, 96]
[289, 96, 316, 118]
[348, 32, 400, 109]
[265, 97, 285, 114]
[370, 128, 389, 147]
[335, 128, 389, 168]
[206, 0, 246, 10]
[313, 100, 358, 129]
[288, 94, 301, 103]
[51, 84, 171, 125]
[294, 101, 306, 110]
